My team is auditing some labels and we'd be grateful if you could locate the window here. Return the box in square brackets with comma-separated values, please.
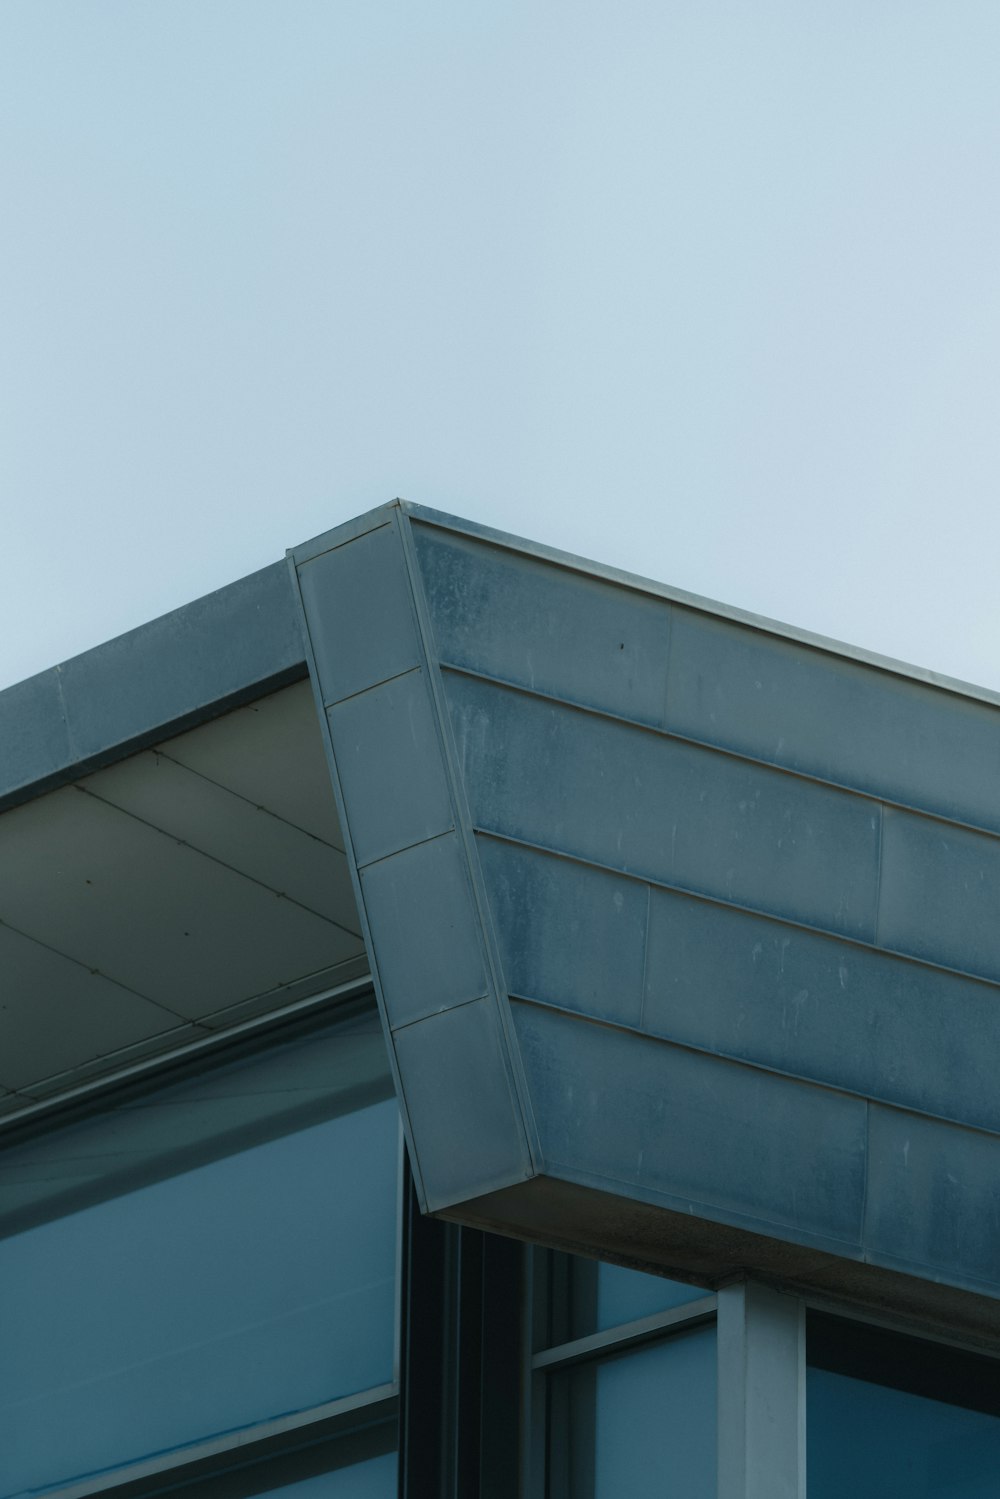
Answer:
[535, 1254, 717, 1498]
[0, 998, 399, 1499]
[808, 1311, 1000, 1499]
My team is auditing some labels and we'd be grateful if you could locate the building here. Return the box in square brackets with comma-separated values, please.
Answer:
[2, 499, 1000, 1498]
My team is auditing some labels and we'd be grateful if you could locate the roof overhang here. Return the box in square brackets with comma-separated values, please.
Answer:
[6, 501, 1000, 1344]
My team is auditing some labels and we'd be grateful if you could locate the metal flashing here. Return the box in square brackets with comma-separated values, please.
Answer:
[0, 561, 305, 811]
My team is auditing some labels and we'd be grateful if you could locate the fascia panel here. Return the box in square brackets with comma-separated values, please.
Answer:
[293, 504, 1000, 1320]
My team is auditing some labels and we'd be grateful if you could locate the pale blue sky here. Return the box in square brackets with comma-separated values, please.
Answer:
[3, 3, 999, 692]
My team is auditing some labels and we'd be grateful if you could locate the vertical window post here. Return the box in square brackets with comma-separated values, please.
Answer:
[717, 1281, 806, 1499]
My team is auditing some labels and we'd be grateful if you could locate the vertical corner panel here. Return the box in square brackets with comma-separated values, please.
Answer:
[287, 507, 539, 1211]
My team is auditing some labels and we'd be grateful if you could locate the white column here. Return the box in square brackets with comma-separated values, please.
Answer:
[717, 1280, 806, 1499]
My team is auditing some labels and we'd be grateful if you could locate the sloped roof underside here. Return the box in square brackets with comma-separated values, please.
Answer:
[0, 681, 366, 1115]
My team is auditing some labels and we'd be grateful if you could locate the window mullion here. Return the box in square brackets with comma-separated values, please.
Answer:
[717, 1281, 806, 1499]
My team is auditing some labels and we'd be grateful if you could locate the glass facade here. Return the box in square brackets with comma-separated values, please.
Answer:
[808, 1313, 1000, 1499]
[0, 1003, 399, 1498]
[548, 1327, 717, 1499]
[2, 992, 999, 1499]
[539, 1256, 717, 1499]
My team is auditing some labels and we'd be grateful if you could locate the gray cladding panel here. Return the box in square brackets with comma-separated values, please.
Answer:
[412, 523, 672, 724]
[512, 999, 868, 1250]
[644, 890, 1000, 1135]
[360, 834, 488, 1029]
[446, 673, 880, 942]
[879, 809, 1000, 985]
[1, 564, 304, 809]
[392, 998, 531, 1208]
[0, 670, 69, 806]
[477, 836, 646, 1027]
[866, 1106, 1000, 1296]
[328, 670, 454, 867]
[297, 524, 419, 705]
[60, 563, 303, 767]
[668, 608, 1000, 832]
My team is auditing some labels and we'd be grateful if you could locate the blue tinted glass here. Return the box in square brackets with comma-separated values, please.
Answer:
[595, 1262, 707, 1331]
[0, 1018, 398, 1498]
[552, 1326, 717, 1497]
[809, 1367, 1000, 1499]
[263, 1451, 396, 1499]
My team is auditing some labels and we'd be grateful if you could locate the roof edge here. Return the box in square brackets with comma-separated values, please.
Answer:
[403, 502, 1000, 713]
[0, 560, 305, 811]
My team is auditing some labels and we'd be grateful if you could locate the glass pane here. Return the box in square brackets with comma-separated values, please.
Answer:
[549, 1325, 717, 1499]
[0, 1008, 399, 1498]
[544, 1251, 708, 1344]
[808, 1314, 1000, 1499]
[593, 1261, 708, 1333]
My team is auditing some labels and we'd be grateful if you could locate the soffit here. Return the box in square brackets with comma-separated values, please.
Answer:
[0, 680, 366, 1114]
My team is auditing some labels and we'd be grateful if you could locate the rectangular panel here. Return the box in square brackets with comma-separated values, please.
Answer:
[0, 1010, 399, 1497]
[412, 523, 672, 726]
[329, 671, 454, 867]
[643, 888, 1000, 1135]
[297, 524, 420, 705]
[477, 836, 647, 1028]
[865, 1104, 1000, 1295]
[513, 1000, 867, 1249]
[83, 751, 360, 931]
[360, 833, 488, 1029]
[0, 924, 177, 1092]
[668, 607, 1000, 834]
[879, 808, 1000, 985]
[392, 998, 530, 1208]
[0, 788, 355, 1018]
[447, 675, 880, 942]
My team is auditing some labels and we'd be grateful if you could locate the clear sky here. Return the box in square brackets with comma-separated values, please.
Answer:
[3, 3, 999, 694]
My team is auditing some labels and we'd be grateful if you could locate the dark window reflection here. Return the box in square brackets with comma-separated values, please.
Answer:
[545, 1251, 708, 1345]
[0, 1006, 398, 1499]
[808, 1313, 1000, 1499]
[548, 1324, 717, 1499]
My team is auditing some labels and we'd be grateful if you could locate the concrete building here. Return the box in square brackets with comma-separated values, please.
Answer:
[2, 501, 999, 1497]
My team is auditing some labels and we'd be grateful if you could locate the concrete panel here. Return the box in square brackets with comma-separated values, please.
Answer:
[328, 670, 454, 867]
[446, 674, 880, 942]
[644, 888, 1000, 1134]
[392, 999, 531, 1208]
[512, 1000, 867, 1251]
[412, 522, 672, 725]
[297, 524, 419, 705]
[879, 808, 1000, 984]
[360, 834, 488, 1029]
[477, 835, 646, 1027]
[866, 1105, 1000, 1296]
[667, 607, 1000, 833]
